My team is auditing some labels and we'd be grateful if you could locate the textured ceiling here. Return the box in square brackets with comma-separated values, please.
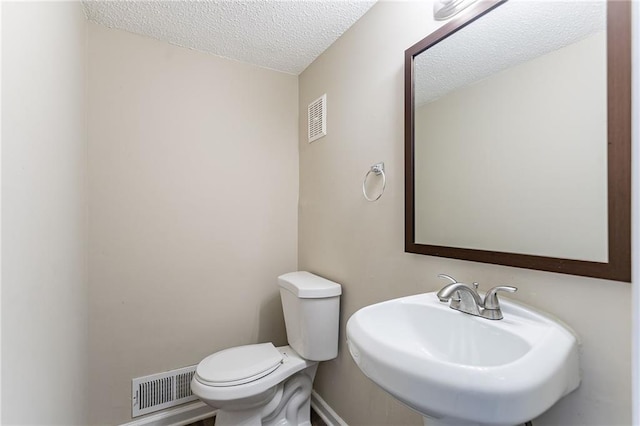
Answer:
[82, 0, 376, 75]
[415, 0, 606, 105]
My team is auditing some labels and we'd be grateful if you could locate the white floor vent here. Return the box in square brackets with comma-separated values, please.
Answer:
[132, 365, 199, 417]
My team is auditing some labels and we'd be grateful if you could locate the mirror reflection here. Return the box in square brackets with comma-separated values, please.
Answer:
[413, 1, 608, 262]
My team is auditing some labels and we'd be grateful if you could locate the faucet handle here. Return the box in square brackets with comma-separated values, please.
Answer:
[484, 286, 517, 310]
[437, 274, 458, 284]
[436, 274, 461, 307]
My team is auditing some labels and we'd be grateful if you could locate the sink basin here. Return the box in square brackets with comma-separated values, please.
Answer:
[346, 292, 580, 426]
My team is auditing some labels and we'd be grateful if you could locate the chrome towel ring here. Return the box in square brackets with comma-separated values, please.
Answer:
[363, 162, 386, 202]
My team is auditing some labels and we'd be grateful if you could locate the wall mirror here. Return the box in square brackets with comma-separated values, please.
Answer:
[405, 0, 630, 282]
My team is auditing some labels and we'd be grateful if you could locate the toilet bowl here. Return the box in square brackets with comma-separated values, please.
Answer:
[191, 272, 341, 426]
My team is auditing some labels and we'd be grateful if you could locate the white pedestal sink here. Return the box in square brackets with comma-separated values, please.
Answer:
[346, 292, 580, 426]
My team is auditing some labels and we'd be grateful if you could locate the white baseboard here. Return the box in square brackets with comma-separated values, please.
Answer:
[120, 389, 344, 426]
[120, 401, 216, 426]
[311, 389, 349, 426]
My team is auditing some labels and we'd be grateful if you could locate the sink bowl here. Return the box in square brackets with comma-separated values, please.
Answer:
[346, 292, 580, 426]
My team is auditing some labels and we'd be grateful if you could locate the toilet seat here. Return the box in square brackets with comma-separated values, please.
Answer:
[195, 343, 283, 387]
[192, 345, 317, 413]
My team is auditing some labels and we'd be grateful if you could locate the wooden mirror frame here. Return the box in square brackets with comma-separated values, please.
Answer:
[404, 0, 631, 282]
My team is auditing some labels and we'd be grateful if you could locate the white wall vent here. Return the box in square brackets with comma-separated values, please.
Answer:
[132, 365, 198, 417]
[308, 94, 327, 143]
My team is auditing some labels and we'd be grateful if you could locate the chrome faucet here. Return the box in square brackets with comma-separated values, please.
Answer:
[436, 274, 517, 320]
[436, 274, 484, 316]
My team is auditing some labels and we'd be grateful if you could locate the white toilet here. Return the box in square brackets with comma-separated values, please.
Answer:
[191, 271, 342, 426]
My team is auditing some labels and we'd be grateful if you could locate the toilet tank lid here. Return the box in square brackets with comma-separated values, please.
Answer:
[278, 271, 342, 298]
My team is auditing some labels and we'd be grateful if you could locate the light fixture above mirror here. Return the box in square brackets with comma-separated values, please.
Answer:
[433, 0, 480, 21]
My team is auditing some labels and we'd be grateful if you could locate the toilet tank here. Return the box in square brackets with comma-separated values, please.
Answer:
[278, 271, 342, 361]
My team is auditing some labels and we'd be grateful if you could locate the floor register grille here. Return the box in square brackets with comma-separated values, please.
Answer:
[132, 365, 198, 417]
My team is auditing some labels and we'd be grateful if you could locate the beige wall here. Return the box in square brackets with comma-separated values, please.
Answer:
[1, 2, 89, 424]
[87, 24, 299, 424]
[299, 2, 631, 425]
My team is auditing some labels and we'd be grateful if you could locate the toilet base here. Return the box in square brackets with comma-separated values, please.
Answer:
[214, 363, 318, 426]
